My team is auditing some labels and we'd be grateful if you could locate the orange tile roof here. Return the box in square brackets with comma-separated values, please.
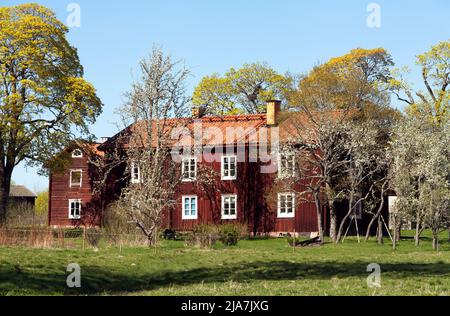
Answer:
[102, 114, 270, 149]
[100, 110, 353, 150]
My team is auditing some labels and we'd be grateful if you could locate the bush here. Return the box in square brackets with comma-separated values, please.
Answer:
[86, 228, 102, 248]
[219, 223, 247, 246]
[186, 224, 219, 248]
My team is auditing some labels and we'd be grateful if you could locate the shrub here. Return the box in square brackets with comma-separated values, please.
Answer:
[219, 223, 247, 246]
[186, 224, 219, 248]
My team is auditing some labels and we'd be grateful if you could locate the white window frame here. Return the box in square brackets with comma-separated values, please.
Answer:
[72, 149, 83, 158]
[69, 169, 83, 188]
[68, 199, 82, 220]
[182, 157, 197, 182]
[130, 161, 141, 184]
[221, 155, 237, 180]
[277, 192, 295, 218]
[182, 195, 198, 220]
[221, 194, 237, 220]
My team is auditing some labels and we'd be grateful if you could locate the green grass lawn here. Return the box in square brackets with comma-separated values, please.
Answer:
[0, 232, 449, 296]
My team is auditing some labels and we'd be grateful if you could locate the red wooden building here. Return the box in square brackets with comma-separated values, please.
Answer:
[48, 143, 104, 227]
[48, 101, 330, 236]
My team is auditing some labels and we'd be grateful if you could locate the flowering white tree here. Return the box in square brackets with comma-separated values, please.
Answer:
[391, 115, 450, 250]
[336, 121, 391, 243]
[113, 47, 191, 246]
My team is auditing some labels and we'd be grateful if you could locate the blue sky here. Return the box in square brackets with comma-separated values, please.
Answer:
[6, 0, 450, 192]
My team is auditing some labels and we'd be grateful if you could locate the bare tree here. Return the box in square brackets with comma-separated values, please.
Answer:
[273, 110, 353, 243]
[103, 47, 191, 246]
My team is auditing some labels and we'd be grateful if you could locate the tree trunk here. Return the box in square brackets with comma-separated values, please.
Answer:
[365, 182, 386, 241]
[396, 223, 401, 242]
[336, 196, 354, 243]
[328, 199, 337, 242]
[0, 164, 13, 226]
[432, 236, 439, 251]
[414, 220, 421, 246]
[314, 193, 324, 244]
[377, 216, 384, 245]
[147, 226, 159, 247]
[0, 188, 7, 225]
[392, 214, 399, 250]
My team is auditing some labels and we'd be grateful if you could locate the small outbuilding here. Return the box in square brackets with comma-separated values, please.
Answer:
[9, 185, 37, 211]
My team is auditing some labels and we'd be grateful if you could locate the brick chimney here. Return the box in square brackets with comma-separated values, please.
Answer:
[266, 100, 281, 126]
[192, 106, 205, 119]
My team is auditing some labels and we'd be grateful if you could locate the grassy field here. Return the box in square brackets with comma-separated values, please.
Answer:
[0, 232, 449, 296]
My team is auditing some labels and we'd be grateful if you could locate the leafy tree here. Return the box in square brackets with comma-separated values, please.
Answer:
[390, 40, 449, 125]
[193, 62, 294, 115]
[0, 4, 102, 223]
[35, 190, 48, 216]
[287, 48, 397, 242]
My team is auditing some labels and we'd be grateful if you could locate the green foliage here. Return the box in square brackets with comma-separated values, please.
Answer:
[290, 48, 395, 118]
[218, 223, 247, 246]
[0, 3, 102, 177]
[186, 224, 248, 248]
[193, 62, 294, 115]
[389, 40, 450, 125]
[35, 191, 48, 216]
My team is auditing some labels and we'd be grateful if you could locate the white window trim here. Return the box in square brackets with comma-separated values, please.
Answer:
[221, 194, 237, 220]
[277, 192, 295, 218]
[130, 161, 141, 184]
[221, 155, 237, 180]
[277, 152, 296, 178]
[68, 199, 82, 220]
[182, 157, 197, 182]
[182, 195, 198, 220]
[69, 169, 83, 188]
[72, 149, 83, 158]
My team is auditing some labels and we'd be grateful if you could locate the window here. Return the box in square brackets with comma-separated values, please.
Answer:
[278, 193, 295, 218]
[278, 152, 295, 178]
[182, 157, 197, 181]
[131, 162, 141, 184]
[222, 194, 237, 219]
[351, 200, 363, 220]
[72, 149, 83, 158]
[69, 199, 82, 219]
[182, 195, 198, 220]
[278, 152, 295, 177]
[70, 170, 82, 187]
[221, 155, 237, 180]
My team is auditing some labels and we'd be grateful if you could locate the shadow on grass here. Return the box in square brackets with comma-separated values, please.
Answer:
[1, 260, 449, 295]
